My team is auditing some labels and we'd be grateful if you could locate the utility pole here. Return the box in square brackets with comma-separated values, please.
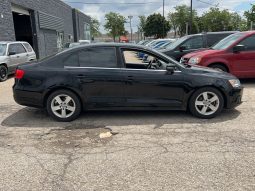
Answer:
[128, 15, 133, 42]
[251, 21, 253, 30]
[189, 0, 193, 35]
[163, 0, 165, 38]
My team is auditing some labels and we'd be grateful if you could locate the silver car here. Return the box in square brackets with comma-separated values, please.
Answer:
[0, 41, 36, 82]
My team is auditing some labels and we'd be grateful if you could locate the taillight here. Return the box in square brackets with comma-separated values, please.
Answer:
[15, 69, 25, 79]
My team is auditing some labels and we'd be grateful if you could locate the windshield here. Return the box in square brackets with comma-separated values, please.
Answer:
[211, 33, 245, 50]
[0, 44, 7, 56]
[164, 36, 188, 50]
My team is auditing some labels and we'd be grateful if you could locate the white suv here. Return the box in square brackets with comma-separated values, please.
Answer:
[0, 41, 36, 82]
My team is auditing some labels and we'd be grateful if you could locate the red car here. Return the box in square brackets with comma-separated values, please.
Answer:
[181, 31, 255, 78]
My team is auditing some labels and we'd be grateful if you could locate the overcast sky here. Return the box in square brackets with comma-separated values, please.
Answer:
[63, 0, 254, 33]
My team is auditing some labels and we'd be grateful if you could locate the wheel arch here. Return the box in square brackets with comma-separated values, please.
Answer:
[208, 62, 229, 72]
[43, 87, 83, 109]
[187, 85, 228, 110]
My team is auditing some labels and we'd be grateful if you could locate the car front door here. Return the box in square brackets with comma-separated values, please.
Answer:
[120, 48, 185, 109]
[174, 36, 204, 61]
[230, 34, 255, 78]
[66, 47, 125, 109]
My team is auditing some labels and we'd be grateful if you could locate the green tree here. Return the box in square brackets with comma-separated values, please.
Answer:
[104, 12, 126, 42]
[144, 13, 171, 38]
[168, 5, 198, 36]
[138, 15, 147, 39]
[244, 4, 255, 29]
[90, 17, 100, 40]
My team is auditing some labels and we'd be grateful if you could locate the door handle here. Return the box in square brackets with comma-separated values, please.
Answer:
[16, 56, 20, 58]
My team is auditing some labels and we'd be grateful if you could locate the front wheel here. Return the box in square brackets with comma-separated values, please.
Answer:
[189, 87, 224, 119]
[0, 65, 8, 82]
[46, 90, 81, 122]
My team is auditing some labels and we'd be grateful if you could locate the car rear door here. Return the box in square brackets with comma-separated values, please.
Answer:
[66, 47, 125, 109]
[120, 48, 185, 109]
[230, 34, 255, 78]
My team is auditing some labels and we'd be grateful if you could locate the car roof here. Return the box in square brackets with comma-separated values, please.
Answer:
[0, 41, 30, 44]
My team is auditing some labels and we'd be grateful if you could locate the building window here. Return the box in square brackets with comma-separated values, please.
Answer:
[84, 23, 91, 40]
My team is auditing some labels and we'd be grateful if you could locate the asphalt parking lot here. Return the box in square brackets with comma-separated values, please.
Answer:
[1, 78, 255, 191]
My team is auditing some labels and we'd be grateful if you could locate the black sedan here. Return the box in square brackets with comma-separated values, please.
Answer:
[13, 43, 243, 122]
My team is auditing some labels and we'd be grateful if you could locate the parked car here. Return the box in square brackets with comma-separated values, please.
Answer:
[0, 41, 36, 82]
[13, 43, 243, 122]
[161, 31, 237, 62]
[181, 31, 255, 78]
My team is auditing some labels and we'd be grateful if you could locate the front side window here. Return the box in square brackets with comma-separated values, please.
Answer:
[212, 33, 245, 50]
[181, 36, 203, 50]
[237, 35, 255, 51]
[0, 44, 7, 56]
[79, 47, 117, 68]
[122, 49, 168, 70]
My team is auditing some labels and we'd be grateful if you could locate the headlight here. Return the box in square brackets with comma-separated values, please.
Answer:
[229, 79, 241, 88]
[188, 56, 202, 65]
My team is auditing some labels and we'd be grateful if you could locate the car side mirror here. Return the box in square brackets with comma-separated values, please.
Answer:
[179, 46, 186, 52]
[233, 45, 245, 53]
[8, 51, 16, 56]
[166, 64, 176, 74]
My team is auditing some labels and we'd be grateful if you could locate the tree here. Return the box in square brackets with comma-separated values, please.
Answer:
[168, 5, 199, 36]
[90, 17, 100, 40]
[200, 8, 243, 32]
[244, 4, 255, 29]
[138, 15, 147, 39]
[144, 13, 171, 38]
[104, 12, 126, 42]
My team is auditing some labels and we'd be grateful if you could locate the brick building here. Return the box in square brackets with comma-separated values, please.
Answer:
[0, 0, 91, 58]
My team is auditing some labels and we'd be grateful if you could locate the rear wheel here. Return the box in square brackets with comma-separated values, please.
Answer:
[210, 64, 228, 72]
[47, 90, 81, 122]
[189, 87, 224, 119]
[0, 65, 8, 82]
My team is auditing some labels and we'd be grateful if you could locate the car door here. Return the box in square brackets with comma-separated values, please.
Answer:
[66, 47, 125, 109]
[120, 48, 185, 109]
[230, 34, 255, 78]
[173, 35, 204, 61]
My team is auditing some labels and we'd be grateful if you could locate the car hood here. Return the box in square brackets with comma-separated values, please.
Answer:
[187, 64, 236, 80]
[183, 49, 223, 59]
[0, 56, 8, 62]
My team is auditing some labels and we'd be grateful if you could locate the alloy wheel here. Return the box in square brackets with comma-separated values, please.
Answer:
[51, 94, 76, 118]
[0, 66, 7, 80]
[195, 91, 220, 116]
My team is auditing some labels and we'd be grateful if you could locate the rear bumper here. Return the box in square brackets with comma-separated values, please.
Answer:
[225, 87, 243, 109]
[13, 88, 44, 108]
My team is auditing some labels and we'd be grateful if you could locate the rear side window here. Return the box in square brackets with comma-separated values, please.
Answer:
[79, 47, 117, 68]
[237, 35, 255, 51]
[23, 43, 33, 52]
[9, 43, 26, 54]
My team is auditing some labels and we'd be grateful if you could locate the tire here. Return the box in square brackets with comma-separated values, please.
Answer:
[0, 65, 8, 82]
[46, 90, 81, 122]
[189, 87, 224, 119]
[210, 64, 228, 72]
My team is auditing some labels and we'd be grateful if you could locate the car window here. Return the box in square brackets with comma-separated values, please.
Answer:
[79, 47, 117, 68]
[63, 53, 79, 67]
[122, 50, 168, 70]
[23, 43, 33, 52]
[237, 35, 255, 51]
[181, 36, 203, 50]
[207, 34, 232, 47]
[211, 33, 245, 50]
[8, 43, 26, 54]
[0, 44, 7, 56]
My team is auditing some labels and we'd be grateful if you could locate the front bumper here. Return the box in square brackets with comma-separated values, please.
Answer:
[225, 87, 243, 109]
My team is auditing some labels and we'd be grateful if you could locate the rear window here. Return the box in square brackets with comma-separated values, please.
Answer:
[79, 47, 117, 68]
[23, 43, 33, 52]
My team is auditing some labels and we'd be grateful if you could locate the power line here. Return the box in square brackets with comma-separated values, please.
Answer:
[63, 1, 161, 5]
[196, 0, 219, 7]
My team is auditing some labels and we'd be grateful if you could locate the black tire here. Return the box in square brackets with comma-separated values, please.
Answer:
[0, 65, 8, 82]
[210, 64, 228, 72]
[46, 90, 82, 122]
[189, 87, 224, 119]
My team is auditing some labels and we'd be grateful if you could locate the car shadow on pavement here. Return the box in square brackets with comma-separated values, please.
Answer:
[1, 106, 241, 129]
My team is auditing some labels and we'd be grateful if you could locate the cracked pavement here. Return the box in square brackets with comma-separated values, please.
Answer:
[1, 78, 255, 191]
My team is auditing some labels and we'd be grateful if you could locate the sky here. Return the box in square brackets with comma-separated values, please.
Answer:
[62, 0, 254, 33]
